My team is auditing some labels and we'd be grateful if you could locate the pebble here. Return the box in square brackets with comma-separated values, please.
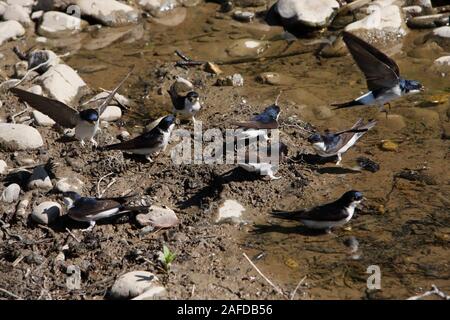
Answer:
[31, 201, 61, 225]
[432, 56, 450, 74]
[0, 160, 7, 174]
[119, 130, 130, 140]
[380, 140, 398, 152]
[226, 39, 268, 58]
[3, 4, 32, 27]
[135, 205, 179, 228]
[151, 7, 187, 27]
[216, 74, 244, 87]
[216, 199, 245, 224]
[256, 72, 281, 85]
[37, 64, 88, 105]
[0, 124, 44, 151]
[109, 271, 166, 300]
[75, 0, 140, 27]
[31, 10, 44, 20]
[0, 20, 25, 46]
[345, 4, 404, 36]
[100, 105, 122, 122]
[38, 11, 88, 37]
[56, 177, 84, 193]
[66, 265, 81, 290]
[275, 0, 340, 28]
[356, 157, 380, 173]
[203, 62, 223, 75]
[15, 199, 29, 217]
[427, 26, 450, 51]
[1, 183, 21, 203]
[407, 13, 450, 29]
[35, 36, 48, 43]
[233, 10, 255, 23]
[27, 166, 53, 191]
[32, 110, 55, 127]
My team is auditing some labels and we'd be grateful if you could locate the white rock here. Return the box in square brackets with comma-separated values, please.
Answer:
[14, 60, 28, 78]
[0, 124, 44, 151]
[3, 4, 32, 27]
[28, 85, 43, 95]
[37, 64, 87, 105]
[38, 11, 87, 37]
[231, 73, 244, 87]
[32, 110, 55, 126]
[56, 177, 84, 193]
[110, 271, 166, 300]
[31, 10, 44, 20]
[136, 205, 179, 228]
[138, 0, 179, 15]
[75, 0, 140, 27]
[0, 160, 7, 174]
[0, 1, 6, 16]
[6, 0, 34, 12]
[151, 7, 187, 27]
[0, 20, 25, 46]
[434, 56, 450, 66]
[31, 201, 61, 225]
[132, 286, 168, 300]
[276, 0, 340, 28]
[28, 166, 53, 191]
[429, 26, 450, 51]
[1, 183, 20, 203]
[216, 199, 245, 224]
[402, 5, 422, 15]
[35, 36, 48, 43]
[100, 105, 122, 122]
[345, 4, 404, 35]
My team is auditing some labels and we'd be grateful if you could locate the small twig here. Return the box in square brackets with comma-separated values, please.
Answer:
[175, 50, 191, 61]
[191, 285, 195, 298]
[65, 228, 81, 243]
[290, 275, 307, 300]
[99, 178, 117, 198]
[12, 255, 25, 268]
[0, 288, 22, 300]
[242, 252, 286, 298]
[407, 285, 450, 300]
[10, 107, 29, 124]
[96, 172, 114, 198]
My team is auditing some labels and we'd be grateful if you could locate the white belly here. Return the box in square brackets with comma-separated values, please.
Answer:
[71, 208, 120, 222]
[302, 205, 356, 230]
[75, 120, 99, 141]
[174, 101, 201, 117]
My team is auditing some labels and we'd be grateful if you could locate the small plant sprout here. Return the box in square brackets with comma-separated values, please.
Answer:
[158, 245, 176, 271]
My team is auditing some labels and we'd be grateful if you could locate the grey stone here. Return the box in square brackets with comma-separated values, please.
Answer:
[0, 20, 25, 45]
[110, 271, 166, 300]
[31, 201, 61, 225]
[100, 106, 122, 122]
[55, 177, 84, 193]
[0, 124, 44, 151]
[276, 0, 340, 28]
[135, 205, 179, 228]
[1, 183, 20, 203]
[75, 0, 140, 27]
[3, 4, 32, 27]
[216, 199, 245, 224]
[38, 11, 88, 37]
[37, 64, 87, 105]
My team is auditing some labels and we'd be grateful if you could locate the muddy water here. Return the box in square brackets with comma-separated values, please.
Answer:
[57, 3, 448, 299]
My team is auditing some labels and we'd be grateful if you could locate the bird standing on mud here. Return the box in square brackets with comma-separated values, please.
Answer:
[9, 67, 134, 147]
[63, 192, 149, 232]
[100, 114, 176, 162]
[168, 77, 202, 123]
[307, 118, 376, 165]
[272, 191, 364, 232]
[332, 31, 424, 113]
[232, 104, 281, 141]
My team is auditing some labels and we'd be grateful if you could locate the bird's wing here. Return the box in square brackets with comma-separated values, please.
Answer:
[98, 65, 134, 116]
[295, 202, 349, 222]
[102, 129, 164, 151]
[10, 87, 79, 128]
[342, 31, 400, 91]
[231, 120, 278, 129]
[68, 198, 121, 220]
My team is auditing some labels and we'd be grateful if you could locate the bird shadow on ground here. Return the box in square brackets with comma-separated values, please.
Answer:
[251, 222, 327, 237]
[293, 153, 361, 175]
[178, 167, 261, 209]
